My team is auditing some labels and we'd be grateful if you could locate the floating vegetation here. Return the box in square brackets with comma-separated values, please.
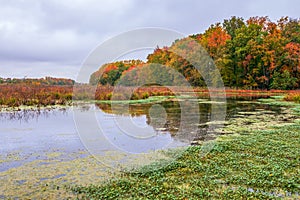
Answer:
[95, 95, 172, 105]
[0, 154, 117, 199]
[1, 97, 299, 199]
[71, 123, 300, 199]
[257, 96, 298, 107]
[70, 98, 300, 199]
[0, 151, 22, 165]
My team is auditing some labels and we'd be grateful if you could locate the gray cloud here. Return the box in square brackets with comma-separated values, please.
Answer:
[0, 0, 299, 79]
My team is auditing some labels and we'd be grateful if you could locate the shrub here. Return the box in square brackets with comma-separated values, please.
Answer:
[284, 92, 300, 103]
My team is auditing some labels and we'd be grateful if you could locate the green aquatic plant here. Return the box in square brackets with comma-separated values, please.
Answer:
[95, 95, 174, 105]
[292, 105, 300, 116]
[257, 96, 299, 107]
[71, 122, 300, 199]
[67, 97, 300, 199]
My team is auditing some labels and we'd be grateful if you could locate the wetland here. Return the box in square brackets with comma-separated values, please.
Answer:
[1, 96, 299, 199]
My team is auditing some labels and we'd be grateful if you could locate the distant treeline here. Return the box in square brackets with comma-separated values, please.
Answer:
[0, 77, 75, 86]
[90, 16, 300, 90]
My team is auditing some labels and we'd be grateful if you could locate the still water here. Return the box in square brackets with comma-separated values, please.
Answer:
[0, 98, 280, 172]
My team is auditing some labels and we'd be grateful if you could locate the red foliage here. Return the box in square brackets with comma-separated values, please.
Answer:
[103, 64, 118, 73]
[122, 65, 137, 75]
[0, 84, 73, 107]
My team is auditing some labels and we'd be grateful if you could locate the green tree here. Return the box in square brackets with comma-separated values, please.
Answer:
[222, 17, 245, 87]
[270, 70, 297, 89]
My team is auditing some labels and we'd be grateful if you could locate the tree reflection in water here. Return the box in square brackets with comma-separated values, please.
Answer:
[96, 100, 182, 134]
[96, 98, 282, 144]
[0, 108, 67, 123]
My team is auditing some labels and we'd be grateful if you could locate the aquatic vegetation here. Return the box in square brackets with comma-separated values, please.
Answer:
[95, 95, 172, 105]
[70, 100, 300, 199]
[0, 153, 118, 199]
[292, 105, 300, 116]
[218, 106, 298, 135]
[1, 96, 299, 199]
[70, 122, 300, 199]
[257, 96, 299, 107]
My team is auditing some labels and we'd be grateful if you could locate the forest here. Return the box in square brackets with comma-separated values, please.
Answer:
[0, 77, 75, 86]
[90, 16, 300, 90]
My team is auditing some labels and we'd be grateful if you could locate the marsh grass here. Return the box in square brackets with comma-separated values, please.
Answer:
[0, 84, 73, 107]
[284, 92, 300, 103]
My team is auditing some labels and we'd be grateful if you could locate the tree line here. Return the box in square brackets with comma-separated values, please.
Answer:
[90, 16, 300, 90]
[0, 77, 75, 86]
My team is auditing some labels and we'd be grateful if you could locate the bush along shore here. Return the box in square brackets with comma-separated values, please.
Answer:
[69, 97, 300, 199]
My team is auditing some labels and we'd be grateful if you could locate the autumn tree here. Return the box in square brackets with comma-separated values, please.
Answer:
[89, 60, 144, 86]
[90, 16, 300, 90]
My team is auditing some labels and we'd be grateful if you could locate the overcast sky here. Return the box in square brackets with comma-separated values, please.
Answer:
[0, 0, 299, 80]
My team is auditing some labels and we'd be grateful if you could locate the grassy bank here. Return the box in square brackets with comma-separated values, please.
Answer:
[70, 100, 300, 199]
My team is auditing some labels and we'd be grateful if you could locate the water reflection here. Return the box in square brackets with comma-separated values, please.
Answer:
[96, 98, 281, 143]
[0, 98, 282, 171]
[0, 108, 67, 123]
[96, 101, 182, 135]
[88, 101, 189, 154]
[96, 100, 218, 134]
[0, 107, 82, 172]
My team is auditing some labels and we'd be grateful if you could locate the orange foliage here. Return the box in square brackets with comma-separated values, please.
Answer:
[207, 26, 231, 48]
[0, 84, 73, 107]
[103, 64, 118, 73]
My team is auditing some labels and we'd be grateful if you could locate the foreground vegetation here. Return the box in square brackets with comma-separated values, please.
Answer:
[71, 100, 300, 199]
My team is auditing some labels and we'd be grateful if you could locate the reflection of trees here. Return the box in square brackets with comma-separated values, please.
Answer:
[97, 99, 282, 144]
[96, 100, 226, 139]
[148, 101, 182, 135]
[0, 108, 67, 123]
[96, 101, 182, 134]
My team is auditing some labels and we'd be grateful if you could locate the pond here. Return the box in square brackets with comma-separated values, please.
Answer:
[0, 98, 283, 198]
[1, 98, 281, 170]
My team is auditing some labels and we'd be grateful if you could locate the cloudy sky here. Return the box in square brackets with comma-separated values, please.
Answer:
[0, 0, 299, 80]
